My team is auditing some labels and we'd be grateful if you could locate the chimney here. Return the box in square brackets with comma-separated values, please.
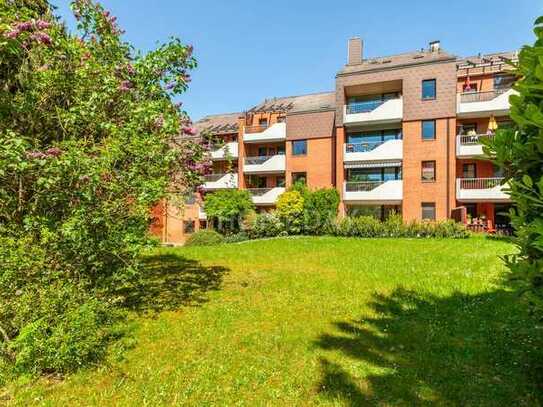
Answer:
[429, 40, 440, 53]
[348, 37, 363, 65]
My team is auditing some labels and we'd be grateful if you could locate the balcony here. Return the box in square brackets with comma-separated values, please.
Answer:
[343, 180, 403, 204]
[344, 97, 403, 126]
[210, 141, 238, 160]
[243, 154, 286, 174]
[248, 187, 285, 206]
[344, 139, 403, 163]
[456, 178, 510, 202]
[457, 89, 515, 118]
[456, 134, 493, 158]
[202, 173, 238, 190]
[243, 123, 286, 143]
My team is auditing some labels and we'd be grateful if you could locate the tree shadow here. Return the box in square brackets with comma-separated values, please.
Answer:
[315, 287, 543, 406]
[122, 253, 229, 313]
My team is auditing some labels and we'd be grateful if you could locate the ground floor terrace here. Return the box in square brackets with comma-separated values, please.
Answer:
[8, 237, 541, 405]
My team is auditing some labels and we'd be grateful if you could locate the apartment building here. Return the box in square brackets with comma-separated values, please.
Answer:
[152, 38, 517, 244]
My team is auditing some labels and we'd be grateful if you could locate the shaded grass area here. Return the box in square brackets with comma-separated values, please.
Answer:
[4, 237, 542, 406]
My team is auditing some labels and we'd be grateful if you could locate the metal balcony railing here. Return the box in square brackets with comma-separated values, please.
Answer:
[345, 181, 385, 192]
[346, 100, 386, 114]
[246, 188, 272, 196]
[459, 89, 509, 103]
[244, 155, 276, 165]
[204, 173, 228, 182]
[458, 134, 495, 145]
[244, 124, 268, 134]
[345, 141, 386, 153]
[459, 178, 504, 190]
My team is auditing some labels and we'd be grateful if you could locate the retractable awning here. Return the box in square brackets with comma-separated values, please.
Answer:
[344, 160, 402, 169]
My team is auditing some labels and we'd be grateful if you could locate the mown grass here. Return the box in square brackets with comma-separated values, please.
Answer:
[4, 236, 543, 406]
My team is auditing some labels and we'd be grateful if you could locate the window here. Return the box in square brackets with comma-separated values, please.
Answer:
[493, 164, 504, 178]
[422, 79, 436, 100]
[258, 146, 267, 157]
[256, 176, 266, 188]
[494, 74, 515, 91]
[346, 129, 402, 152]
[258, 118, 268, 127]
[462, 83, 478, 93]
[458, 123, 477, 135]
[422, 120, 436, 140]
[292, 172, 307, 185]
[292, 140, 307, 155]
[277, 145, 285, 155]
[348, 167, 402, 182]
[183, 220, 195, 234]
[421, 161, 436, 182]
[347, 92, 400, 113]
[421, 203, 436, 221]
[277, 116, 286, 123]
[276, 176, 286, 187]
[463, 163, 477, 179]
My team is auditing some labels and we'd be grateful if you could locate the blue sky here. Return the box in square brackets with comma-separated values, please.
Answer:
[51, 0, 541, 121]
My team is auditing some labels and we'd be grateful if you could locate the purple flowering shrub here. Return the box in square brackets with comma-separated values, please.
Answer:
[0, 0, 209, 377]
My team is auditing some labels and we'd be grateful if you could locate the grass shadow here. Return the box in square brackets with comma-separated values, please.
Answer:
[122, 253, 229, 313]
[315, 287, 543, 406]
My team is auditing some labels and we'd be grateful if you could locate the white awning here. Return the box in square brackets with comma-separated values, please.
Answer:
[344, 160, 402, 169]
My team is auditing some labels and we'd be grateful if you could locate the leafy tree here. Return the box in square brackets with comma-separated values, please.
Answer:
[204, 189, 254, 234]
[0, 0, 208, 376]
[485, 16, 543, 317]
[276, 190, 305, 234]
[303, 188, 340, 235]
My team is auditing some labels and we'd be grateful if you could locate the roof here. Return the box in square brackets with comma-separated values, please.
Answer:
[194, 112, 240, 135]
[338, 49, 457, 76]
[247, 91, 336, 114]
[457, 51, 519, 68]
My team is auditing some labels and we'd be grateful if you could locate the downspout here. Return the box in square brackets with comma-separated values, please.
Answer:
[446, 117, 450, 218]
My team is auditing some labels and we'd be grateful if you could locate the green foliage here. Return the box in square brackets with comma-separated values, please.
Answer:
[249, 212, 286, 239]
[485, 17, 543, 316]
[223, 231, 250, 244]
[302, 188, 340, 235]
[0, 0, 206, 376]
[204, 189, 254, 234]
[334, 217, 469, 239]
[276, 190, 304, 234]
[184, 230, 224, 247]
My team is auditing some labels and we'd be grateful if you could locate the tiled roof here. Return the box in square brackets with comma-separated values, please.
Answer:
[338, 49, 457, 75]
[194, 112, 240, 135]
[457, 51, 519, 67]
[247, 91, 336, 114]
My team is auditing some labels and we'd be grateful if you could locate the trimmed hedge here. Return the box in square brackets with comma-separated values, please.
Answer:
[184, 230, 225, 246]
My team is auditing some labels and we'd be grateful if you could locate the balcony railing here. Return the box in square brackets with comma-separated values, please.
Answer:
[346, 100, 386, 114]
[244, 125, 269, 134]
[345, 181, 385, 192]
[204, 173, 228, 182]
[244, 155, 281, 165]
[459, 89, 509, 103]
[345, 141, 386, 153]
[247, 188, 272, 196]
[458, 134, 494, 145]
[459, 178, 504, 190]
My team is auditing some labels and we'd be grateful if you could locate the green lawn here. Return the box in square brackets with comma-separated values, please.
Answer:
[5, 237, 543, 406]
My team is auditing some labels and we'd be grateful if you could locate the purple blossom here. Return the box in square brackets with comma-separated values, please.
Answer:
[33, 32, 52, 46]
[165, 81, 176, 90]
[182, 127, 198, 136]
[26, 151, 47, 159]
[126, 64, 136, 76]
[15, 21, 33, 32]
[175, 101, 183, 109]
[4, 30, 19, 39]
[119, 80, 133, 92]
[35, 20, 51, 30]
[45, 147, 62, 157]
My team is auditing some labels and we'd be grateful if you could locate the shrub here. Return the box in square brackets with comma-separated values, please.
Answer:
[184, 230, 224, 247]
[303, 188, 340, 235]
[204, 190, 254, 234]
[485, 17, 543, 316]
[277, 190, 304, 234]
[249, 213, 285, 239]
[224, 232, 250, 244]
[335, 216, 385, 237]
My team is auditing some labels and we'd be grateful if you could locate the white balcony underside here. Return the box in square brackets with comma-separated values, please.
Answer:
[243, 155, 286, 174]
[456, 179, 511, 202]
[210, 142, 238, 160]
[344, 139, 403, 163]
[343, 180, 403, 205]
[203, 173, 238, 190]
[457, 89, 515, 118]
[344, 98, 403, 126]
[251, 187, 285, 206]
[244, 123, 286, 143]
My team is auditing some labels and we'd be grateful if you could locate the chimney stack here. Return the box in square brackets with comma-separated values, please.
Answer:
[348, 37, 363, 65]
[429, 40, 440, 53]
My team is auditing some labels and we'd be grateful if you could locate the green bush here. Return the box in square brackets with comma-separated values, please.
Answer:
[485, 17, 543, 316]
[276, 190, 304, 234]
[204, 190, 254, 234]
[334, 216, 469, 239]
[184, 230, 225, 246]
[249, 213, 285, 239]
[223, 232, 250, 244]
[302, 188, 340, 235]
